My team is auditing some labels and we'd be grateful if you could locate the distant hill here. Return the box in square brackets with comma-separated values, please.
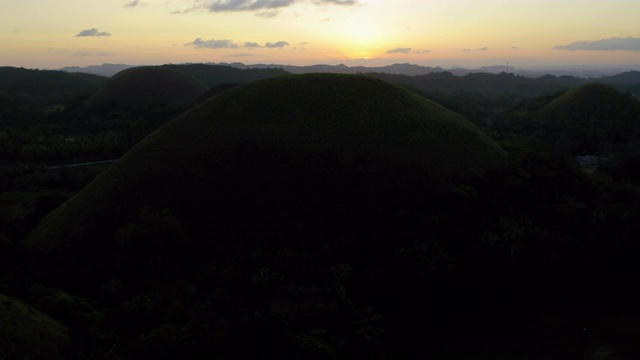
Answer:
[28, 73, 505, 286]
[0, 67, 106, 106]
[161, 63, 289, 87]
[368, 71, 585, 98]
[595, 71, 640, 85]
[535, 83, 640, 153]
[60, 63, 137, 77]
[86, 66, 208, 111]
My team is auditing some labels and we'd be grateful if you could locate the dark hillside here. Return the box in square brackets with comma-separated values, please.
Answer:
[368, 71, 584, 98]
[14, 73, 640, 359]
[0, 292, 71, 360]
[87, 66, 208, 111]
[0, 67, 106, 106]
[162, 63, 289, 87]
[536, 83, 640, 153]
[28, 73, 505, 287]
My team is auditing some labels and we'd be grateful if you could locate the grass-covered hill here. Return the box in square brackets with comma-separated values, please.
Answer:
[0, 67, 106, 106]
[161, 63, 290, 88]
[28, 73, 505, 286]
[86, 66, 208, 111]
[0, 292, 71, 360]
[535, 83, 640, 154]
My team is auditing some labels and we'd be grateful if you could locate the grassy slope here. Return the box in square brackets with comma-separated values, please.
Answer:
[161, 63, 289, 87]
[0, 293, 70, 360]
[27, 73, 505, 282]
[536, 83, 640, 153]
[87, 66, 208, 110]
[542, 83, 640, 123]
[0, 66, 106, 106]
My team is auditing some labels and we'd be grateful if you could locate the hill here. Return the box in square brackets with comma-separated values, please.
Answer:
[0, 67, 106, 106]
[161, 63, 289, 87]
[60, 63, 136, 77]
[536, 83, 640, 153]
[86, 66, 208, 111]
[28, 73, 505, 286]
[0, 293, 70, 359]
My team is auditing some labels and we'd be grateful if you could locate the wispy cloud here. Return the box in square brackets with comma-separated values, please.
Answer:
[318, 0, 357, 4]
[75, 28, 111, 37]
[414, 49, 431, 54]
[387, 47, 411, 54]
[175, 0, 359, 16]
[256, 10, 278, 17]
[265, 41, 289, 48]
[553, 37, 640, 52]
[124, 0, 146, 7]
[244, 41, 261, 48]
[462, 47, 488, 52]
[186, 38, 290, 49]
[73, 51, 113, 57]
[186, 38, 239, 49]
[207, 0, 295, 12]
[224, 53, 258, 57]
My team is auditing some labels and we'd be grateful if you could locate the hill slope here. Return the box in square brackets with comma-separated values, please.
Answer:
[536, 83, 640, 153]
[162, 63, 289, 87]
[28, 73, 505, 285]
[0, 66, 105, 106]
[87, 66, 208, 111]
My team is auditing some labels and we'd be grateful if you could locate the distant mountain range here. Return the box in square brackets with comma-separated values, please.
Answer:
[59, 62, 640, 79]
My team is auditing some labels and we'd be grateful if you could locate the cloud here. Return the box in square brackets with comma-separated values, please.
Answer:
[316, 0, 357, 4]
[75, 28, 111, 37]
[256, 10, 278, 17]
[224, 53, 258, 57]
[265, 41, 289, 48]
[186, 38, 239, 49]
[386, 47, 412, 54]
[511, 46, 519, 50]
[477, 47, 488, 51]
[207, 0, 295, 12]
[72, 51, 113, 57]
[124, 0, 146, 7]
[462, 49, 471, 52]
[414, 49, 430, 54]
[196, 0, 358, 14]
[187, 38, 290, 49]
[553, 37, 640, 52]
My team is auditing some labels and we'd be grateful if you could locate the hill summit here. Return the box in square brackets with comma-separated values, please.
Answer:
[537, 83, 640, 153]
[87, 66, 208, 110]
[28, 74, 505, 284]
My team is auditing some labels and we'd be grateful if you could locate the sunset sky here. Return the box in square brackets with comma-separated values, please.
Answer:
[2, 0, 640, 70]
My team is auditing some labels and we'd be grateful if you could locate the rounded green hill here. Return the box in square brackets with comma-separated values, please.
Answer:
[0, 293, 70, 359]
[537, 83, 640, 153]
[87, 66, 208, 110]
[28, 74, 505, 283]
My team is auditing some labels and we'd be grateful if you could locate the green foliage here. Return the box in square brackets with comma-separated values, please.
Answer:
[4, 67, 640, 359]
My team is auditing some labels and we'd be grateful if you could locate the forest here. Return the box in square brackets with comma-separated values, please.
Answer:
[2, 64, 640, 360]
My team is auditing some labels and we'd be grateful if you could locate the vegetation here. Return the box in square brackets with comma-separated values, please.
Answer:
[86, 66, 208, 111]
[2, 66, 640, 359]
[0, 293, 71, 360]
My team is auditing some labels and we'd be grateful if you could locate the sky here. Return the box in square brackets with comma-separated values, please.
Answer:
[2, 0, 640, 70]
